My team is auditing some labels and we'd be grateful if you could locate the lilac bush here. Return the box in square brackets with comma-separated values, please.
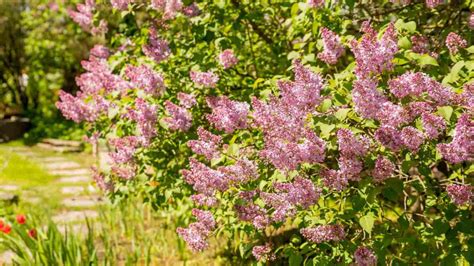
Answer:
[57, 0, 473, 264]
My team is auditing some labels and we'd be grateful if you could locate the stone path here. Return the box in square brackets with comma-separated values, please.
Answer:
[0, 145, 106, 264]
[0, 146, 101, 223]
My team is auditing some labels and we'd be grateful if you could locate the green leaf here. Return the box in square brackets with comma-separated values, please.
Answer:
[359, 213, 375, 235]
[417, 54, 438, 66]
[398, 36, 411, 49]
[437, 106, 453, 121]
[317, 122, 335, 138]
[335, 108, 350, 121]
[289, 253, 303, 266]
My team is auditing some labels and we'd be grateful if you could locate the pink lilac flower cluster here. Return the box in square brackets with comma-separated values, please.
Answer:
[252, 61, 325, 171]
[56, 91, 108, 123]
[110, 0, 133, 10]
[400, 126, 425, 153]
[190, 71, 219, 88]
[125, 64, 165, 96]
[111, 164, 136, 179]
[126, 98, 158, 145]
[177, 92, 197, 108]
[437, 114, 474, 164]
[425, 0, 443, 8]
[252, 243, 276, 261]
[218, 49, 238, 69]
[235, 203, 269, 229]
[307, 0, 324, 8]
[151, 0, 183, 19]
[164, 101, 193, 131]
[411, 35, 430, 54]
[108, 136, 141, 164]
[67, 0, 107, 35]
[421, 113, 446, 139]
[67, 0, 94, 30]
[350, 22, 398, 79]
[181, 158, 229, 196]
[261, 177, 320, 222]
[187, 127, 222, 160]
[182, 2, 200, 17]
[323, 129, 370, 190]
[317, 27, 345, 65]
[446, 184, 473, 205]
[218, 158, 258, 184]
[354, 247, 377, 266]
[351, 78, 387, 120]
[206, 96, 249, 133]
[91, 166, 114, 192]
[77, 57, 130, 94]
[445, 32, 467, 54]
[176, 209, 216, 252]
[372, 156, 395, 183]
[90, 45, 111, 59]
[191, 194, 218, 207]
[142, 28, 171, 63]
[457, 83, 474, 108]
[300, 224, 345, 243]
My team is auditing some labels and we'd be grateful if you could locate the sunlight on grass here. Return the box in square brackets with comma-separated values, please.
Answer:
[0, 149, 56, 187]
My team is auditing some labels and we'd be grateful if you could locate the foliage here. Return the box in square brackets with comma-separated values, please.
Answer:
[57, 0, 473, 264]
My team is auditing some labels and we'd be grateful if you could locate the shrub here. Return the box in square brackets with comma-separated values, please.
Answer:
[57, 0, 473, 264]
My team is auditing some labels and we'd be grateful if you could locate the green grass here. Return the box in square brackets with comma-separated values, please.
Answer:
[0, 149, 56, 187]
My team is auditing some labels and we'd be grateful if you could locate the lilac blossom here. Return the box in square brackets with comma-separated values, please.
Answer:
[351, 78, 387, 119]
[177, 209, 216, 252]
[125, 64, 165, 96]
[469, 13, 474, 29]
[336, 131, 362, 149]
[183, 2, 200, 17]
[190, 194, 218, 207]
[190, 71, 219, 88]
[446, 32, 467, 54]
[307, 0, 324, 8]
[164, 101, 192, 131]
[218, 158, 258, 184]
[111, 164, 136, 179]
[374, 125, 404, 152]
[376, 102, 410, 127]
[317, 27, 345, 64]
[91, 166, 114, 192]
[300, 224, 345, 243]
[56, 91, 109, 123]
[446, 184, 472, 205]
[108, 136, 141, 164]
[437, 114, 474, 163]
[421, 113, 446, 139]
[67, 0, 94, 31]
[218, 49, 238, 69]
[91, 19, 108, 36]
[322, 169, 349, 191]
[142, 28, 171, 63]
[411, 35, 430, 54]
[90, 45, 111, 59]
[181, 158, 229, 195]
[338, 156, 364, 181]
[151, 0, 183, 19]
[206, 96, 249, 133]
[126, 98, 158, 145]
[425, 0, 443, 8]
[177, 92, 197, 108]
[372, 156, 395, 183]
[401, 126, 425, 152]
[252, 243, 275, 261]
[350, 22, 398, 78]
[261, 177, 319, 222]
[187, 127, 222, 160]
[110, 0, 133, 10]
[235, 203, 269, 229]
[354, 247, 377, 266]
